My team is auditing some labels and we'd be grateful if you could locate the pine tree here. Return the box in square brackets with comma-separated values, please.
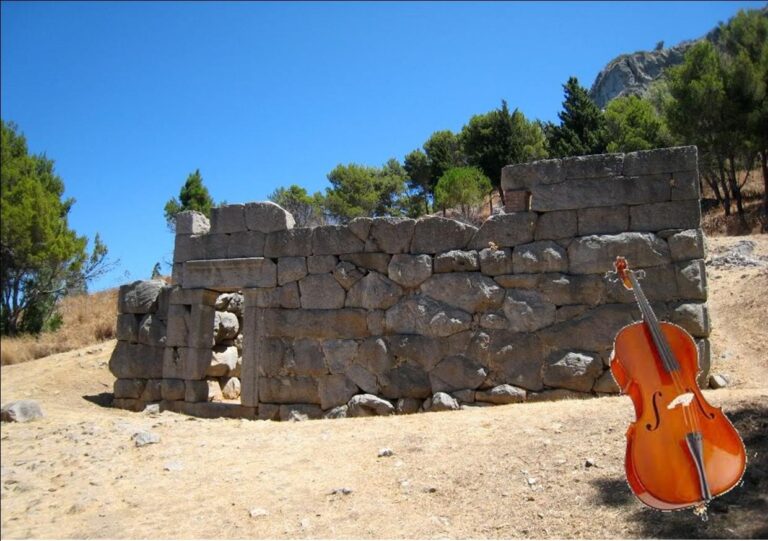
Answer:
[163, 169, 215, 231]
[547, 77, 608, 157]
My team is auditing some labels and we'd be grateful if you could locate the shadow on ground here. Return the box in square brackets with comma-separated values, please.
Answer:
[82, 392, 114, 408]
[592, 403, 768, 539]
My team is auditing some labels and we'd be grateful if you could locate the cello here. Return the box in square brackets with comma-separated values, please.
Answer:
[609, 257, 746, 515]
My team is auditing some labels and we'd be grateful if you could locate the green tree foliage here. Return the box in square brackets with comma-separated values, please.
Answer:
[163, 169, 215, 231]
[433, 166, 492, 223]
[604, 95, 672, 152]
[403, 148, 432, 215]
[423, 130, 465, 186]
[546, 76, 607, 157]
[1, 120, 111, 335]
[461, 100, 548, 206]
[268, 184, 326, 227]
[323, 159, 407, 223]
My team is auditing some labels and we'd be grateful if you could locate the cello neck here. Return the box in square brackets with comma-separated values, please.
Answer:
[625, 269, 681, 374]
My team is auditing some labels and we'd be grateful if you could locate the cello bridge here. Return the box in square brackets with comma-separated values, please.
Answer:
[667, 392, 695, 410]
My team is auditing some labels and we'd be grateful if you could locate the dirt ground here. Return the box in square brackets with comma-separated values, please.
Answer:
[1, 234, 767, 540]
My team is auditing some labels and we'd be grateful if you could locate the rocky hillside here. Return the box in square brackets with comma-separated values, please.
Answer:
[588, 6, 766, 108]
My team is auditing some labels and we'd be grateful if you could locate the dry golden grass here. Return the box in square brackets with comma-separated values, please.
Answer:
[701, 169, 767, 235]
[0, 289, 118, 366]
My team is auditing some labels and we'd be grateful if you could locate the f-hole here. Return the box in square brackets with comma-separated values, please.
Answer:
[645, 391, 662, 431]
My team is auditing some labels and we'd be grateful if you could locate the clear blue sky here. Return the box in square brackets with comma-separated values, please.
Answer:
[2, 1, 764, 291]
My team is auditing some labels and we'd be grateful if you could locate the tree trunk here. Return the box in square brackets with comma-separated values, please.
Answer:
[727, 156, 746, 225]
[703, 170, 724, 205]
[762, 150, 768, 221]
[717, 159, 731, 216]
[497, 185, 506, 209]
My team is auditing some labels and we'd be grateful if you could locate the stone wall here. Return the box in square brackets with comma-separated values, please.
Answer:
[109, 146, 710, 421]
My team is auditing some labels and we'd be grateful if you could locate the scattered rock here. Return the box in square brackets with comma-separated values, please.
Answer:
[429, 392, 460, 412]
[1, 400, 44, 423]
[132, 431, 160, 447]
[709, 373, 730, 389]
[164, 460, 184, 471]
[585, 458, 598, 468]
[249, 507, 269, 518]
[475, 384, 526, 404]
[329, 487, 353, 495]
[378, 448, 394, 458]
[347, 394, 395, 417]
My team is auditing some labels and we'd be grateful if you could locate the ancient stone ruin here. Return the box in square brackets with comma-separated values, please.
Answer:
[109, 146, 709, 421]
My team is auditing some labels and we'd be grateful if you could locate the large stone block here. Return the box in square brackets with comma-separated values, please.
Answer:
[346, 271, 403, 310]
[502, 290, 556, 332]
[388, 254, 432, 288]
[207, 345, 239, 376]
[163, 347, 215, 380]
[622, 146, 697, 176]
[563, 153, 624, 179]
[577, 206, 629, 236]
[119, 280, 166, 314]
[299, 273, 347, 309]
[346, 364, 379, 394]
[313, 225, 364, 255]
[676, 259, 707, 301]
[629, 200, 701, 232]
[539, 304, 636, 353]
[226, 231, 267, 258]
[322, 339, 359, 374]
[468, 213, 537, 250]
[669, 170, 700, 201]
[161, 379, 186, 401]
[210, 204, 246, 234]
[332, 262, 364, 290]
[290, 339, 328, 376]
[348, 217, 373, 242]
[340, 253, 391, 274]
[108, 341, 164, 379]
[668, 229, 705, 262]
[429, 355, 487, 393]
[307, 255, 338, 274]
[264, 228, 313, 257]
[419, 272, 504, 313]
[259, 308, 369, 339]
[258, 377, 320, 404]
[318, 374, 360, 409]
[113, 378, 146, 399]
[537, 273, 606, 306]
[175, 210, 210, 235]
[568, 232, 670, 275]
[434, 250, 479, 273]
[542, 350, 602, 392]
[605, 264, 679, 303]
[169, 288, 219, 306]
[534, 210, 577, 240]
[478, 247, 514, 276]
[512, 241, 568, 274]
[411, 217, 477, 254]
[277, 256, 307, 285]
[357, 337, 393, 376]
[137, 314, 167, 347]
[367, 217, 415, 254]
[116, 314, 140, 343]
[530, 176, 670, 212]
[501, 158, 562, 191]
[486, 331, 544, 391]
[670, 302, 710, 338]
[141, 380, 163, 403]
[384, 295, 472, 337]
[183, 258, 277, 290]
[244, 201, 295, 233]
[387, 334, 445, 371]
[380, 362, 432, 399]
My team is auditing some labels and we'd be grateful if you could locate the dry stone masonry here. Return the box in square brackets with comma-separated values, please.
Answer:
[109, 146, 710, 421]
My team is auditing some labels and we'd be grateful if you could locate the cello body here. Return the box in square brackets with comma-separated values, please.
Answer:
[609, 258, 746, 511]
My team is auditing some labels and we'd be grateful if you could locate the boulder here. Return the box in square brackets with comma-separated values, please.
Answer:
[419, 273, 504, 313]
[1, 400, 44, 423]
[279, 404, 323, 422]
[207, 345, 239, 376]
[593, 371, 620, 394]
[214, 311, 240, 343]
[428, 392, 460, 412]
[244, 201, 295, 233]
[215, 292, 244, 317]
[502, 290, 556, 332]
[411, 217, 477, 254]
[542, 351, 603, 392]
[670, 303, 710, 338]
[119, 280, 166, 314]
[388, 254, 432, 288]
[324, 405, 349, 419]
[512, 241, 568, 273]
[396, 397, 422, 414]
[384, 295, 472, 337]
[347, 394, 395, 417]
[475, 384, 527, 404]
[367, 217, 415, 254]
[433, 250, 479, 273]
[469, 212, 537, 249]
[676, 259, 707, 301]
[346, 271, 403, 310]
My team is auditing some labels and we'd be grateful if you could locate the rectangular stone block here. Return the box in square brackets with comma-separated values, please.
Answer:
[189, 234, 229, 260]
[577, 206, 629, 236]
[669, 170, 700, 201]
[241, 305, 259, 407]
[313, 225, 365, 255]
[696, 339, 711, 388]
[185, 379, 210, 402]
[563, 153, 624, 179]
[504, 190, 530, 212]
[169, 288, 219, 306]
[668, 229, 706, 262]
[175, 210, 210, 235]
[530, 176, 670, 212]
[676, 259, 707, 301]
[174, 234, 194, 263]
[141, 379, 163, 402]
[161, 379, 186, 401]
[629, 200, 701, 232]
[112, 398, 146, 412]
[165, 304, 191, 347]
[210, 204, 246, 234]
[113, 378, 146, 399]
[537, 273, 606, 306]
[501, 158, 563, 191]
[116, 314, 140, 343]
[623, 146, 697, 176]
[534, 209, 578, 241]
[168, 401, 257, 420]
[568, 232, 671, 275]
[108, 341, 164, 379]
[605, 264, 679, 303]
[258, 376, 320, 404]
[264, 228, 313, 257]
[308, 255, 339, 274]
[163, 347, 212, 380]
[183, 258, 277, 290]
[226, 230, 266, 258]
[258, 308, 370, 339]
